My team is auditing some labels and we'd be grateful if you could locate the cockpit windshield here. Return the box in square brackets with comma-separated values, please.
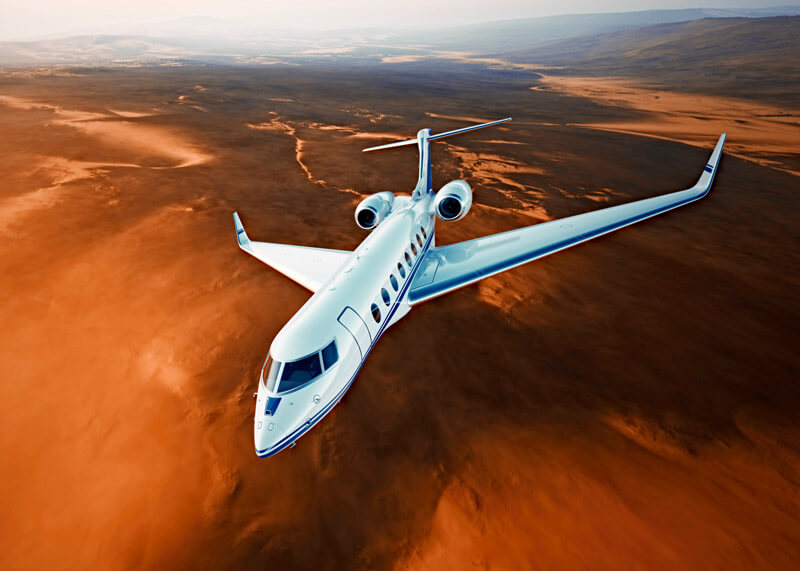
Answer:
[280, 353, 322, 392]
[260, 340, 339, 395]
[261, 357, 281, 392]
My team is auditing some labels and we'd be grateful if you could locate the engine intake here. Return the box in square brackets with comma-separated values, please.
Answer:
[355, 191, 395, 230]
[434, 180, 472, 221]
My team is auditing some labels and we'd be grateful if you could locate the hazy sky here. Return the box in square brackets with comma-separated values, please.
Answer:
[1, 0, 791, 40]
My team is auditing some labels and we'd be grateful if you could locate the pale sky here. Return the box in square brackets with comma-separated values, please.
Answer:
[0, 0, 790, 40]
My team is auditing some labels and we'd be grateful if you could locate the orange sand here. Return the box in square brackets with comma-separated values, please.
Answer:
[537, 75, 800, 175]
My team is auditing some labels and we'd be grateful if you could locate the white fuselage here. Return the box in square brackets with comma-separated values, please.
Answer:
[254, 193, 436, 457]
[246, 120, 725, 458]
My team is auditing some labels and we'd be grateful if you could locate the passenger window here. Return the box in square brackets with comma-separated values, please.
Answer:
[279, 353, 322, 392]
[371, 303, 381, 323]
[411, 243, 417, 256]
[390, 274, 398, 291]
[405, 251, 412, 267]
[416, 234, 423, 247]
[321, 341, 338, 369]
[381, 288, 390, 306]
[397, 262, 406, 279]
[421, 227, 427, 238]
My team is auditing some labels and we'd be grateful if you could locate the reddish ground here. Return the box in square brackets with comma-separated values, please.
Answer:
[0, 65, 798, 569]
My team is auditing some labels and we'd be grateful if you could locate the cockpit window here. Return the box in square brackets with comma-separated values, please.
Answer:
[261, 357, 281, 392]
[263, 340, 338, 395]
[321, 340, 338, 369]
[279, 353, 322, 393]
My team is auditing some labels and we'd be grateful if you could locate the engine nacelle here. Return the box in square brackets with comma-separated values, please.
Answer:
[434, 180, 472, 221]
[355, 191, 395, 230]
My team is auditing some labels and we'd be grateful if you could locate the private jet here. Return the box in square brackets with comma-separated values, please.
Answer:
[234, 117, 726, 458]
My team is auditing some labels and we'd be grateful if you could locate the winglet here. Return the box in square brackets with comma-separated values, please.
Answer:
[695, 133, 726, 193]
[233, 212, 251, 250]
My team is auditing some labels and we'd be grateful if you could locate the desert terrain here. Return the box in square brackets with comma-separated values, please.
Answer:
[0, 20, 799, 570]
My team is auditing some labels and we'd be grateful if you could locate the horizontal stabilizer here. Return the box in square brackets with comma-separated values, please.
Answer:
[234, 213, 352, 292]
[428, 117, 512, 142]
[362, 138, 419, 152]
[362, 117, 512, 152]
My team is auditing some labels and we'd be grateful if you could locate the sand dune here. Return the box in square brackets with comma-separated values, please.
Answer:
[0, 65, 798, 570]
[108, 109, 156, 118]
[0, 156, 140, 233]
[425, 111, 498, 124]
[537, 75, 800, 176]
[248, 115, 395, 196]
[400, 418, 800, 570]
[0, 94, 211, 168]
[0, 93, 211, 232]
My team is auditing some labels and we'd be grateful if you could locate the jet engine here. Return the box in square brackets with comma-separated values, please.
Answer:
[355, 191, 395, 230]
[434, 180, 472, 221]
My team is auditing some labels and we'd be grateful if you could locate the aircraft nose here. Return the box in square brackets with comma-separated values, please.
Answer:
[254, 418, 286, 453]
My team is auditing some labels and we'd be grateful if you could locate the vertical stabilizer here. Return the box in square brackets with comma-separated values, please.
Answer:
[362, 117, 512, 198]
[415, 128, 432, 197]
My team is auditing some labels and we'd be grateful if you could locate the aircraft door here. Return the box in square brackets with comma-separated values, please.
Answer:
[337, 307, 371, 358]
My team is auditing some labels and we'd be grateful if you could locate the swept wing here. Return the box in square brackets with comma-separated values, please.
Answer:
[234, 213, 351, 292]
[409, 134, 726, 304]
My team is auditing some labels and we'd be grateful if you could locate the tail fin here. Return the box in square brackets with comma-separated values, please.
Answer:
[362, 117, 511, 152]
[362, 117, 511, 197]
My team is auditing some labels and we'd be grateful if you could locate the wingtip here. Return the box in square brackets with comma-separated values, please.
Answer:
[233, 212, 250, 248]
[714, 133, 727, 155]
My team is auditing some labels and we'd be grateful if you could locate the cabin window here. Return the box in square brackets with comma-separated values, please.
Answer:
[381, 288, 390, 306]
[416, 234, 423, 247]
[397, 262, 406, 279]
[279, 353, 322, 393]
[420, 226, 427, 238]
[371, 303, 381, 323]
[405, 252, 412, 267]
[390, 274, 398, 291]
[321, 340, 338, 369]
[411, 243, 417, 256]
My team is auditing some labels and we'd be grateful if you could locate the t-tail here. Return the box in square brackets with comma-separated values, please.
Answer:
[362, 117, 511, 198]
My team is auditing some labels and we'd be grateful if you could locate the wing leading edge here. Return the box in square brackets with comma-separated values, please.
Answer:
[234, 213, 352, 292]
[408, 133, 726, 305]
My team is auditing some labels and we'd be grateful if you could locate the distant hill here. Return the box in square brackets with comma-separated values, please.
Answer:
[2, 7, 800, 66]
[502, 16, 800, 107]
[397, 7, 800, 52]
[0, 36, 186, 65]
